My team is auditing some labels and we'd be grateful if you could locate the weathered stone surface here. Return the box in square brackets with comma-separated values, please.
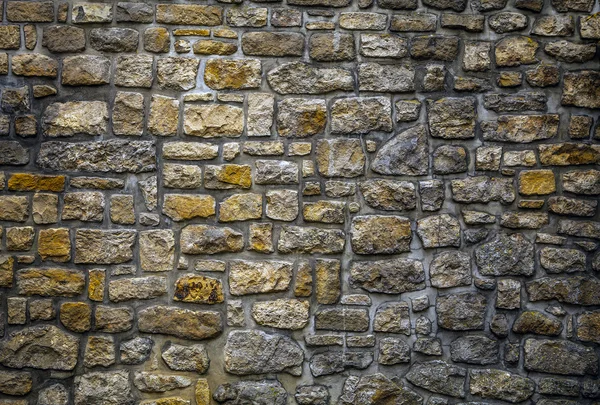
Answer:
[138, 306, 222, 340]
[524, 339, 598, 375]
[109, 277, 167, 302]
[428, 97, 476, 139]
[359, 63, 414, 92]
[527, 276, 600, 305]
[374, 302, 410, 334]
[180, 225, 243, 254]
[174, 274, 223, 304]
[12, 54, 57, 77]
[133, 372, 192, 393]
[406, 361, 466, 397]
[162, 343, 209, 373]
[17, 268, 84, 297]
[372, 124, 428, 175]
[475, 233, 534, 276]
[310, 352, 373, 377]
[577, 310, 600, 343]
[74, 371, 133, 405]
[450, 336, 498, 365]
[544, 40, 596, 63]
[214, 381, 287, 405]
[252, 299, 309, 329]
[495, 36, 539, 66]
[278, 226, 345, 254]
[120, 337, 153, 365]
[351, 215, 412, 254]
[96, 306, 134, 333]
[316, 139, 365, 178]
[75, 230, 135, 264]
[277, 98, 326, 138]
[315, 308, 369, 332]
[229, 260, 292, 295]
[513, 311, 562, 335]
[84, 336, 115, 367]
[42, 101, 108, 137]
[430, 251, 471, 288]
[436, 292, 487, 330]
[359, 180, 416, 211]
[417, 214, 461, 248]
[331, 97, 392, 135]
[184, 104, 243, 138]
[0, 326, 79, 370]
[540, 247, 586, 273]
[469, 369, 534, 403]
[267, 62, 353, 94]
[339, 374, 422, 405]
[562, 71, 600, 109]
[156, 4, 223, 25]
[224, 330, 303, 376]
[205, 58, 261, 90]
[350, 258, 425, 294]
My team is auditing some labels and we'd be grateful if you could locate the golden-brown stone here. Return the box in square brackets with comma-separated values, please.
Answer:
[7, 173, 65, 192]
[162, 194, 216, 221]
[195, 379, 210, 405]
[0, 256, 14, 288]
[174, 274, 224, 304]
[519, 170, 556, 196]
[59, 302, 91, 332]
[38, 228, 70, 262]
[88, 268, 105, 302]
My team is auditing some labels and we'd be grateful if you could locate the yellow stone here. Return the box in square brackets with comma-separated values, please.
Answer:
[248, 223, 273, 253]
[0, 255, 14, 287]
[88, 269, 105, 302]
[216, 165, 252, 188]
[173, 29, 210, 36]
[162, 194, 216, 221]
[519, 200, 545, 209]
[519, 170, 556, 195]
[174, 274, 224, 304]
[38, 228, 70, 262]
[8, 173, 65, 192]
[140, 398, 190, 405]
[60, 302, 91, 332]
[195, 379, 210, 405]
[219, 193, 262, 222]
[214, 28, 237, 38]
[294, 260, 313, 297]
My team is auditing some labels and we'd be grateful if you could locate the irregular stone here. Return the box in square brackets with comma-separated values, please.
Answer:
[242, 32, 304, 56]
[138, 306, 222, 340]
[544, 40, 596, 63]
[526, 64, 560, 87]
[115, 54, 153, 88]
[184, 104, 243, 138]
[577, 310, 600, 343]
[427, 97, 476, 139]
[108, 277, 167, 302]
[430, 251, 471, 288]
[0, 371, 32, 396]
[74, 230, 135, 264]
[417, 214, 461, 248]
[450, 336, 498, 365]
[42, 101, 108, 137]
[155, 4, 223, 25]
[436, 292, 487, 330]
[116, 2, 154, 22]
[161, 343, 209, 373]
[219, 193, 262, 222]
[204, 58, 261, 90]
[475, 233, 534, 276]
[62, 192, 104, 222]
[360, 33, 408, 58]
[433, 145, 467, 174]
[410, 36, 460, 60]
[174, 274, 223, 304]
[84, 336, 115, 367]
[405, 361, 466, 398]
[247, 93, 274, 136]
[0, 142, 29, 165]
[134, 372, 192, 393]
[540, 247, 586, 273]
[37, 140, 155, 173]
[204, 164, 252, 189]
[266, 189, 298, 221]
[229, 260, 292, 295]
[524, 339, 598, 375]
[527, 276, 600, 305]
[316, 138, 366, 178]
[267, 62, 354, 94]
[340, 374, 422, 405]
[390, 13, 437, 31]
[157, 57, 199, 91]
[359, 180, 416, 211]
[0, 325, 79, 370]
[532, 15, 574, 36]
[61, 55, 110, 86]
[310, 352, 373, 377]
[90, 28, 138, 52]
[349, 258, 426, 293]
[562, 71, 600, 109]
[74, 371, 133, 405]
[315, 308, 369, 332]
[539, 143, 600, 166]
[255, 160, 298, 184]
[252, 299, 309, 329]
[374, 302, 410, 334]
[372, 124, 428, 175]
[213, 381, 287, 405]
[351, 215, 411, 254]
[513, 311, 562, 335]
[12, 54, 57, 77]
[482, 114, 559, 143]
[163, 195, 215, 222]
[309, 33, 355, 61]
[180, 225, 243, 254]
[331, 97, 392, 135]
[469, 369, 534, 403]
[224, 330, 303, 376]
[358, 63, 414, 92]
[483, 92, 547, 112]
[38, 384, 68, 405]
[495, 36, 539, 66]
[95, 306, 134, 333]
[120, 337, 153, 365]
[163, 142, 218, 161]
[500, 211, 549, 229]
[144, 27, 170, 53]
[16, 268, 84, 297]
[72, 2, 113, 24]
[277, 98, 326, 137]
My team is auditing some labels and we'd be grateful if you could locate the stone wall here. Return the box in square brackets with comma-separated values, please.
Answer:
[0, 0, 599, 403]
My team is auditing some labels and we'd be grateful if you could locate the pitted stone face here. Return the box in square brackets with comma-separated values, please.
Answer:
[0, 0, 598, 403]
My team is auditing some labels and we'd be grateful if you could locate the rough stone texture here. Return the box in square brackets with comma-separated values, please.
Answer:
[1, 2, 598, 402]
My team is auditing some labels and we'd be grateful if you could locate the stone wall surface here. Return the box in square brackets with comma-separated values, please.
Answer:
[0, 0, 599, 403]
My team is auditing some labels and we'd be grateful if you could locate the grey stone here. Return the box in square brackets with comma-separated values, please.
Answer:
[214, 381, 287, 405]
[405, 361, 466, 398]
[475, 233, 534, 276]
[74, 371, 133, 405]
[371, 124, 429, 175]
[350, 258, 425, 293]
[430, 251, 471, 288]
[267, 62, 353, 94]
[469, 369, 534, 403]
[450, 336, 498, 365]
[436, 292, 487, 330]
[524, 339, 598, 375]
[310, 352, 373, 377]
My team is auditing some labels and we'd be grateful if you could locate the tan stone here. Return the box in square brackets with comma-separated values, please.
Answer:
[38, 228, 70, 262]
[17, 268, 85, 297]
[195, 379, 210, 405]
[519, 170, 556, 195]
[156, 4, 223, 25]
[148, 95, 179, 136]
[12, 54, 58, 77]
[6, 227, 35, 251]
[229, 260, 293, 295]
[140, 230, 175, 271]
[0, 256, 14, 288]
[204, 58, 261, 90]
[174, 274, 224, 304]
[162, 194, 216, 221]
[110, 195, 135, 225]
[316, 259, 341, 304]
[84, 336, 115, 368]
[88, 269, 105, 302]
[60, 302, 91, 332]
[0, 196, 29, 222]
[137, 306, 223, 340]
[184, 104, 244, 138]
[219, 193, 262, 222]
[204, 164, 252, 189]
[248, 223, 273, 253]
[251, 299, 310, 330]
[74, 230, 136, 264]
[294, 261, 313, 297]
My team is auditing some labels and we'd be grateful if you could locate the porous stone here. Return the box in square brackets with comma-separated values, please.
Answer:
[74, 371, 133, 405]
[436, 292, 487, 330]
[450, 336, 498, 365]
[405, 361, 466, 398]
[229, 260, 292, 295]
[138, 306, 222, 340]
[162, 343, 209, 373]
[351, 215, 412, 254]
[469, 369, 534, 403]
[205, 58, 261, 90]
[417, 214, 461, 248]
[524, 339, 598, 375]
[475, 233, 534, 276]
[316, 139, 366, 178]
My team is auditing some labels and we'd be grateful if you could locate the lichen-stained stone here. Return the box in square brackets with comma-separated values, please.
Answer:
[156, 4, 222, 25]
[226, 7, 267, 27]
[359, 180, 416, 211]
[331, 97, 392, 135]
[1, 86, 30, 113]
[488, 12, 528, 33]
[433, 145, 467, 174]
[303, 201, 345, 224]
[358, 63, 415, 92]
[5, 227, 33, 252]
[483, 92, 547, 112]
[558, 219, 600, 239]
[147, 95, 179, 136]
[115, 55, 153, 88]
[269, 62, 353, 95]
[241, 32, 304, 56]
[548, 196, 597, 217]
[469, 369, 534, 403]
[192, 39, 237, 55]
[17, 268, 85, 297]
[482, 115, 559, 143]
[144, 27, 170, 53]
[390, 13, 436, 31]
[379, 337, 411, 364]
[0, 256, 14, 288]
[409, 36, 460, 60]
[0, 25, 20, 49]
[38, 228, 70, 262]
[204, 58, 261, 90]
[540, 248, 586, 274]
[61, 55, 110, 86]
[42, 101, 108, 137]
[524, 339, 598, 375]
[405, 361, 466, 397]
[12, 54, 58, 78]
[112, 92, 144, 136]
[133, 372, 192, 393]
[532, 15, 574, 36]
[561, 71, 600, 109]
[214, 381, 287, 405]
[580, 13, 600, 38]
[563, 170, 600, 195]
[88, 268, 105, 302]
[374, 302, 410, 334]
[512, 310, 562, 335]
[475, 233, 534, 276]
[37, 140, 156, 173]
[340, 374, 422, 405]
[316, 139, 366, 178]
[229, 260, 292, 295]
[84, 336, 115, 368]
[351, 215, 411, 254]
[162, 195, 215, 222]
[416, 214, 461, 248]
[180, 225, 243, 254]
[451, 176, 515, 204]
[139, 230, 175, 271]
[138, 305, 222, 340]
[315, 308, 369, 331]
[224, 330, 303, 375]
[360, 33, 408, 59]
[174, 274, 224, 304]
[349, 258, 425, 294]
[184, 104, 243, 138]
[72, 2, 113, 23]
[526, 64, 560, 87]
[436, 292, 486, 330]
[74, 371, 133, 405]
[277, 98, 326, 138]
[204, 164, 252, 189]
[252, 299, 309, 329]
[314, 259, 341, 304]
[539, 143, 600, 166]
[495, 36, 539, 66]
[527, 276, 600, 305]
[450, 336, 498, 365]
[500, 211, 549, 229]
[518, 170, 556, 196]
[157, 57, 199, 91]
[553, 0, 594, 10]
[0, 370, 32, 396]
[95, 306, 134, 332]
[310, 352, 373, 377]
[74, 229, 135, 264]
[59, 302, 91, 332]
[427, 97, 476, 139]
[339, 12, 387, 29]
[429, 251, 471, 288]
[577, 311, 600, 343]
